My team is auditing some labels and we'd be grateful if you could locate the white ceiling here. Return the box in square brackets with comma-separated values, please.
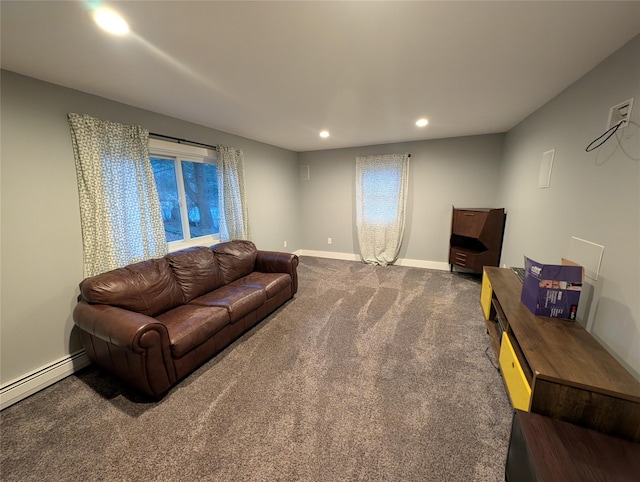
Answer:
[2, 1, 639, 152]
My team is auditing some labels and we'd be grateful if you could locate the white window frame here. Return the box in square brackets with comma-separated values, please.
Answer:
[148, 138, 220, 252]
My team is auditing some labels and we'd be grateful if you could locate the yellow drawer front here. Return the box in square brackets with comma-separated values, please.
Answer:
[499, 333, 532, 411]
[480, 270, 493, 320]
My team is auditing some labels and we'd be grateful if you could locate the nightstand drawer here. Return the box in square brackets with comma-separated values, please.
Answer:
[450, 248, 470, 267]
[499, 333, 531, 412]
[450, 248, 484, 272]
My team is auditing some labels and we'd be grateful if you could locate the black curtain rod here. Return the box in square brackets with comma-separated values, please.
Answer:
[151, 132, 413, 157]
[149, 132, 218, 151]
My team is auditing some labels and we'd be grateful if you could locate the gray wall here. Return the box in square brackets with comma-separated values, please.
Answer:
[498, 35, 640, 379]
[299, 135, 505, 262]
[0, 70, 301, 384]
[2, 33, 638, 393]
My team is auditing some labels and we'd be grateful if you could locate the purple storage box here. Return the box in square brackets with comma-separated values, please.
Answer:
[521, 256, 583, 320]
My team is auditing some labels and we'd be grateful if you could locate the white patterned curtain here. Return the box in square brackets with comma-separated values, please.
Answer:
[355, 153, 410, 266]
[68, 113, 168, 276]
[216, 145, 249, 241]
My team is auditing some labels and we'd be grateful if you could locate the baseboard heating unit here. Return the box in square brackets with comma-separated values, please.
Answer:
[0, 351, 90, 410]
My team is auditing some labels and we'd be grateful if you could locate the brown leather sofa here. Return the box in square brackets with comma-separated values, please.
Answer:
[73, 240, 298, 398]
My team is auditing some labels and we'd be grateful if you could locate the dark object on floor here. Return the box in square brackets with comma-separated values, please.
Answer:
[506, 410, 640, 481]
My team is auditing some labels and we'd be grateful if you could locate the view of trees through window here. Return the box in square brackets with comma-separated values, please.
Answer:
[362, 168, 401, 225]
[150, 157, 219, 243]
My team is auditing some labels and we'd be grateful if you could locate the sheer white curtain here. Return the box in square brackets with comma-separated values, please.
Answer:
[215, 145, 249, 241]
[355, 153, 409, 266]
[68, 113, 167, 276]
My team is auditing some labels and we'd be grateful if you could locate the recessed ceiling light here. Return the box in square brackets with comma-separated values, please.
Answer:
[319, 130, 330, 138]
[93, 8, 130, 36]
[416, 118, 429, 127]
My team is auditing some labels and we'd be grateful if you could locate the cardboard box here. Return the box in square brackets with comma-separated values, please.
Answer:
[521, 257, 583, 320]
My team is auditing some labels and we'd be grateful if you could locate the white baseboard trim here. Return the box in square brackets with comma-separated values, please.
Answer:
[296, 250, 450, 271]
[297, 249, 361, 261]
[394, 258, 450, 271]
[0, 253, 448, 410]
[0, 350, 90, 411]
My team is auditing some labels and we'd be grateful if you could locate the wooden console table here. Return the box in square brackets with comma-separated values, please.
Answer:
[481, 266, 640, 442]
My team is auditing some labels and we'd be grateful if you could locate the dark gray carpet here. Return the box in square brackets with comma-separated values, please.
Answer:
[1, 256, 512, 481]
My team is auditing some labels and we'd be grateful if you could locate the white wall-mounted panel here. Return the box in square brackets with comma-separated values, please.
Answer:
[567, 236, 604, 281]
[538, 149, 554, 188]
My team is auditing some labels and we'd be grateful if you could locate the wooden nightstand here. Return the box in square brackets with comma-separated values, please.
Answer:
[449, 207, 505, 274]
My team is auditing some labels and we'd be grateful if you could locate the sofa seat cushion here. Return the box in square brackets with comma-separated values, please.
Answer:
[189, 285, 266, 323]
[156, 305, 230, 358]
[230, 272, 291, 299]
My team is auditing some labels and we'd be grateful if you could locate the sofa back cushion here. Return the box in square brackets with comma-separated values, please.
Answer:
[166, 246, 224, 302]
[212, 240, 257, 284]
[79, 258, 184, 317]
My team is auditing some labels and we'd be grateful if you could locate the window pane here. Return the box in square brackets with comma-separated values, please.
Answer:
[362, 168, 401, 224]
[181, 161, 219, 238]
[150, 157, 183, 242]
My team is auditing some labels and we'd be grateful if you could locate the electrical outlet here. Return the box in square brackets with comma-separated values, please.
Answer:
[327, 237, 332, 245]
[283, 241, 287, 248]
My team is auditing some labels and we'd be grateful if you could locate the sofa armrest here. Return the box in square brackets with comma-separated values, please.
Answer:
[73, 302, 171, 354]
[255, 251, 299, 295]
[74, 302, 177, 397]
